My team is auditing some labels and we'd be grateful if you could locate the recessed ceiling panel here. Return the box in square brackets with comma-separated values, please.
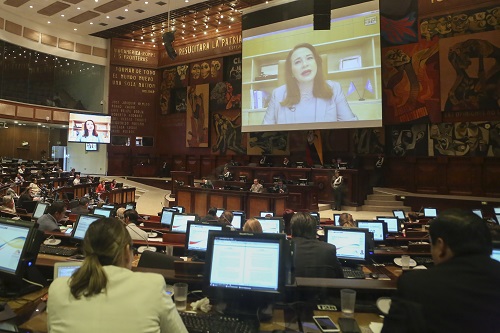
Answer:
[37, 1, 71, 16]
[94, 0, 131, 14]
[68, 11, 100, 23]
[4, 0, 29, 7]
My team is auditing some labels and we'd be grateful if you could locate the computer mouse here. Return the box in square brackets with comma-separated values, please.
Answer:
[369, 272, 379, 279]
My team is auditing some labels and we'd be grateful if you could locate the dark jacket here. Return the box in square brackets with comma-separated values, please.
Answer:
[292, 237, 344, 278]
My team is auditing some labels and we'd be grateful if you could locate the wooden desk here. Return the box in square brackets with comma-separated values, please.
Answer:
[100, 187, 136, 204]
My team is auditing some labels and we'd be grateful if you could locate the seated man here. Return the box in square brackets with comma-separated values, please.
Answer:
[249, 179, 264, 193]
[73, 174, 81, 186]
[200, 177, 214, 189]
[71, 197, 90, 215]
[123, 209, 148, 241]
[201, 207, 218, 222]
[218, 210, 234, 229]
[37, 201, 66, 232]
[273, 180, 288, 194]
[291, 212, 343, 278]
[382, 209, 500, 333]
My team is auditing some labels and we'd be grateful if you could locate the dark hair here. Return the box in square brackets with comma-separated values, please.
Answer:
[291, 212, 317, 239]
[47, 201, 66, 215]
[83, 119, 98, 137]
[79, 197, 90, 206]
[69, 218, 132, 298]
[339, 213, 356, 228]
[282, 208, 295, 235]
[281, 43, 333, 107]
[219, 210, 233, 226]
[123, 209, 139, 224]
[207, 207, 217, 217]
[429, 209, 492, 257]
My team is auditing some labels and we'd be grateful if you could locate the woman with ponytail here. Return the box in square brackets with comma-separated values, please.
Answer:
[47, 218, 187, 333]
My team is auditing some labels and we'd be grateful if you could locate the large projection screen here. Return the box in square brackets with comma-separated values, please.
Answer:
[242, 0, 381, 132]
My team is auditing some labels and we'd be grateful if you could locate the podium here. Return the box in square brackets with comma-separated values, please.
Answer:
[170, 171, 194, 198]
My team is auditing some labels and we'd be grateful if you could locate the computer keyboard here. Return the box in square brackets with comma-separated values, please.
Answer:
[342, 266, 366, 279]
[413, 256, 434, 266]
[180, 311, 259, 333]
[39, 244, 78, 257]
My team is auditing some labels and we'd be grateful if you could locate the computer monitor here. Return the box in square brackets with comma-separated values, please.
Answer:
[115, 183, 124, 188]
[423, 207, 438, 218]
[472, 209, 483, 218]
[171, 206, 185, 214]
[356, 220, 388, 242]
[53, 262, 82, 279]
[494, 207, 500, 215]
[160, 208, 176, 227]
[0, 218, 44, 296]
[309, 212, 320, 225]
[170, 214, 199, 234]
[256, 217, 283, 234]
[203, 231, 287, 314]
[376, 216, 400, 234]
[239, 175, 247, 182]
[215, 208, 225, 218]
[260, 211, 274, 217]
[231, 211, 246, 230]
[492, 242, 500, 262]
[495, 214, 500, 225]
[32, 202, 50, 220]
[71, 214, 102, 241]
[333, 214, 341, 226]
[323, 226, 371, 266]
[92, 207, 112, 218]
[298, 178, 308, 185]
[125, 203, 136, 210]
[185, 221, 224, 258]
[392, 209, 406, 220]
[102, 204, 115, 210]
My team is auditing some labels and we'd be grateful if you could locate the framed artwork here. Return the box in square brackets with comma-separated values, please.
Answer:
[186, 84, 209, 147]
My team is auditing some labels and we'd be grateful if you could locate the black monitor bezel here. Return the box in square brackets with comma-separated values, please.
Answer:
[392, 209, 406, 220]
[32, 202, 50, 220]
[0, 218, 37, 277]
[92, 207, 113, 218]
[230, 211, 246, 230]
[333, 214, 341, 226]
[160, 208, 177, 227]
[259, 211, 274, 217]
[184, 221, 224, 257]
[323, 226, 371, 265]
[203, 231, 287, 303]
[71, 214, 103, 241]
[423, 207, 438, 218]
[356, 220, 388, 242]
[376, 216, 401, 234]
[170, 213, 199, 234]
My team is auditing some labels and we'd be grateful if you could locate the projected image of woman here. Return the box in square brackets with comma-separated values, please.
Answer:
[262, 43, 357, 125]
[80, 120, 102, 143]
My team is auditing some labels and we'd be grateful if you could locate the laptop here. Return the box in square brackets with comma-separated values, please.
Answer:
[53, 261, 82, 279]
[423, 208, 438, 218]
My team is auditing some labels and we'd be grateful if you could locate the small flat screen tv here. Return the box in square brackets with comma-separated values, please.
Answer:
[231, 211, 246, 230]
[376, 216, 400, 234]
[357, 220, 387, 242]
[203, 231, 287, 313]
[160, 208, 177, 227]
[392, 209, 406, 220]
[423, 208, 438, 218]
[185, 221, 224, 258]
[71, 214, 102, 241]
[92, 207, 112, 218]
[32, 202, 50, 220]
[170, 214, 199, 234]
[323, 226, 371, 266]
[256, 217, 283, 234]
[68, 113, 111, 144]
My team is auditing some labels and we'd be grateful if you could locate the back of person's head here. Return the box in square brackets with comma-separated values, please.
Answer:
[48, 201, 66, 216]
[243, 218, 263, 233]
[79, 197, 89, 207]
[291, 212, 317, 239]
[282, 208, 295, 234]
[2, 195, 13, 206]
[219, 210, 233, 226]
[70, 218, 132, 298]
[430, 209, 492, 257]
[207, 207, 217, 217]
[339, 213, 356, 228]
[123, 209, 139, 224]
[116, 207, 126, 220]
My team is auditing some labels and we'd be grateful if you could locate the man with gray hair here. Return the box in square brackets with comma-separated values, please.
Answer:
[0, 195, 16, 215]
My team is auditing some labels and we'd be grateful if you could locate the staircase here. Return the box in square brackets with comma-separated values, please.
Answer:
[360, 188, 411, 212]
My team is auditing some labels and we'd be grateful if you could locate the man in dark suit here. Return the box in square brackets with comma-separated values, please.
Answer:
[382, 209, 500, 333]
[70, 197, 90, 215]
[291, 212, 343, 278]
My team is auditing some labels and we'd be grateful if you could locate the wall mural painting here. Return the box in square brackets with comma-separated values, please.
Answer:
[420, 5, 500, 41]
[352, 128, 385, 155]
[211, 110, 246, 155]
[186, 84, 209, 147]
[389, 123, 428, 156]
[247, 132, 289, 156]
[224, 55, 242, 81]
[189, 58, 223, 86]
[382, 40, 440, 124]
[429, 122, 494, 156]
[210, 81, 242, 110]
[439, 30, 500, 113]
[380, 0, 418, 47]
[159, 68, 177, 115]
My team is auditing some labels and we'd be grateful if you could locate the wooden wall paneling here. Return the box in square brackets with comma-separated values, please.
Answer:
[193, 191, 209, 216]
[247, 195, 272, 218]
[208, 192, 225, 210]
[482, 158, 500, 198]
[226, 193, 245, 212]
[311, 171, 333, 204]
[200, 156, 216, 178]
[414, 158, 440, 194]
[172, 155, 186, 171]
[107, 152, 132, 176]
[445, 158, 475, 196]
[186, 155, 200, 179]
[177, 190, 193, 214]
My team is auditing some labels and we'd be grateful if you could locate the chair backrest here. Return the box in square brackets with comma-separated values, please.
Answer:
[137, 251, 182, 270]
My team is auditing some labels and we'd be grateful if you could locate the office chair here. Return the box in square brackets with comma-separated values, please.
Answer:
[137, 251, 182, 270]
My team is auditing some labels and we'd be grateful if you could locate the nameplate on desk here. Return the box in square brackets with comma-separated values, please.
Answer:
[148, 237, 164, 242]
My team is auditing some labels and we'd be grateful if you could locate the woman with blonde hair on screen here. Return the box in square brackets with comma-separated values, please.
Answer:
[263, 43, 357, 125]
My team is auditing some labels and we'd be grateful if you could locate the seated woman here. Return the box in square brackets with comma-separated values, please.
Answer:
[242, 218, 263, 233]
[47, 218, 187, 333]
[339, 213, 356, 228]
[96, 180, 106, 193]
[28, 177, 42, 197]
